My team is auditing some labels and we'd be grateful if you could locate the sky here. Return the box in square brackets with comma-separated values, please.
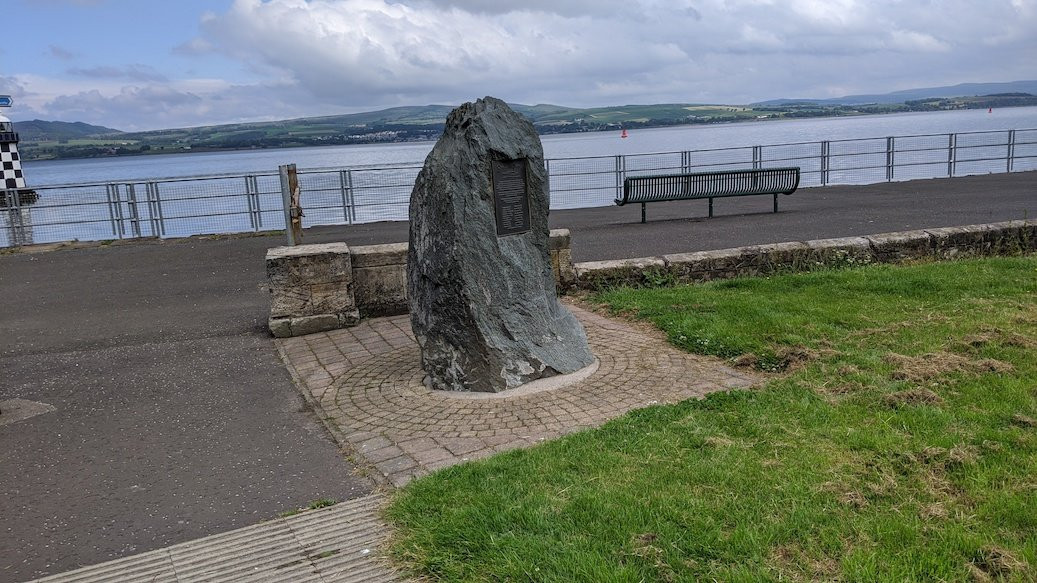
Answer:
[1, 0, 1035, 131]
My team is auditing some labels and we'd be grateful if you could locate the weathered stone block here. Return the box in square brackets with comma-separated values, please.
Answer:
[757, 241, 810, 274]
[925, 224, 994, 259]
[354, 263, 408, 317]
[554, 247, 577, 288]
[866, 230, 933, 262]
[268, 318, 293, 338]
[804, 236, 874, 267]
[712, 245, 767, 277]
[407, 97, 593, 392]
[575, 257, 667, 288]
[351, 242, 410, 317]
[548, 228, 571, 250]
[350, 242, 409, 268]
[269, 281, 356, 319]
[1023, 220, 1037, 251]
[267, 243, 353, 286]
[266, 243, 359, 337]
[978, 221, 1032, 255]
[290, 314, 343, 336]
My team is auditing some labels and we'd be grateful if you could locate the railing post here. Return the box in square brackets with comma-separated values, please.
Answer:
[1007, 129, 1016, 173]
[947, 133, 956, 177]
[885, 136, 895, 182]
[107, 183, 126, 238]
[820, 140, 830, 186]
[278, 163, 302, 246]
[752, 145, 762, 170]
[681, 150, 692, 174]
[347, 170, 356, 224]
[252, 175, 263, 229]
[337, 170, 348, 225]
[614, 155, 625, 204]
[544, 160, 552, 209]
[244, 175, 258, 231]
[126, 183, 142, 238]
[4, 189, 25, 246]
[146, 181, 165, 236]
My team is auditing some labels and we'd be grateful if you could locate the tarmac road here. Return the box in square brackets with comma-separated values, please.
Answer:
[294, 170, 1036, 261]
[0, 237, 373, 582]
[0, 170, 1034, 581]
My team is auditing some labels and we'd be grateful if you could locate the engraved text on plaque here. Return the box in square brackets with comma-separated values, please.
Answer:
[491, 158, 530, 236]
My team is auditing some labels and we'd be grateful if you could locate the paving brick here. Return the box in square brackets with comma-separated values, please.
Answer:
[276, 304, 758, 483]
[365, 445, 405, 464]
[377, 455, 419, 475]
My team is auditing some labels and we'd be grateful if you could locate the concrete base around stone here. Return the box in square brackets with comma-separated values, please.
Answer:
[430, 358, 600, 400]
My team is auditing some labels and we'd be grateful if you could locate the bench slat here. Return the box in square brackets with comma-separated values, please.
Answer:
[618, 167, 800, 206]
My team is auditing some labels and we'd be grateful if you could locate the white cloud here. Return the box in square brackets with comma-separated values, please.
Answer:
[6, 0, 1037, 129]
[189, 0, 1035, 106]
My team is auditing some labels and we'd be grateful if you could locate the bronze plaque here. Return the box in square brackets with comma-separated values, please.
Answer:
[491, 158, 530, 236]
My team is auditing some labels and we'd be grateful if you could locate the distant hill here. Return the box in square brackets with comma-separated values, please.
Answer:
[15, 119, 122, 142]
[755, 80, 1037, 106]
[15, 81, 1037, 160]
[18, 102, 764, 160]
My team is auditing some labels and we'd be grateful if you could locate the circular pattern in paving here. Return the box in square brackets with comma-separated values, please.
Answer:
[325, 307, 755, 440]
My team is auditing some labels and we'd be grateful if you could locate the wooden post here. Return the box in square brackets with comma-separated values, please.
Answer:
[278, 163, 304, 246]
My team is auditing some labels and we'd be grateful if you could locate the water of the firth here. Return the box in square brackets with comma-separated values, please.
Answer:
[22, 106, 1037, 186]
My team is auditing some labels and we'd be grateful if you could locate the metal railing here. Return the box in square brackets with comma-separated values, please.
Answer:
[3, 127, 1035, 248]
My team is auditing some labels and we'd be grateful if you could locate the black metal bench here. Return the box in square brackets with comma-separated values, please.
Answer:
[617, 167, 800, 223]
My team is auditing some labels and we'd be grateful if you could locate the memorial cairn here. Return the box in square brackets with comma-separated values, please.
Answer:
[407, 97, 595, 393]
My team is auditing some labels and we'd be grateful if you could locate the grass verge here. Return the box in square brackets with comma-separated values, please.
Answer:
[387, 256, 1037, 582]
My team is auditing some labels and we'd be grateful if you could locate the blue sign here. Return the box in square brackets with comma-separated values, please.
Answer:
[0, 95, 12, 107]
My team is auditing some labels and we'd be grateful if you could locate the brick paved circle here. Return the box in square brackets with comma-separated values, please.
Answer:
[281, 304, 757, 486]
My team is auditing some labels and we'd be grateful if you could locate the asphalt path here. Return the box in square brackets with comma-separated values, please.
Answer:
[0, 237, 373, 582]
[0, 171, 1034, 581]
[291, 170, 1036, 261]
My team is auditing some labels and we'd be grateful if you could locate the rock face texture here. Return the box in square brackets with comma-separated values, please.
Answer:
[407, 97, 594, 392]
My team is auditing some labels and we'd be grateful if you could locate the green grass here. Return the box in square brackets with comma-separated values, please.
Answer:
[387, 256, 1037, 582]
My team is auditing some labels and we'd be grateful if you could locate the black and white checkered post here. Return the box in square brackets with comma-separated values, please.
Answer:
[1, 142, 25, 190]
[0, 100, 26, 191]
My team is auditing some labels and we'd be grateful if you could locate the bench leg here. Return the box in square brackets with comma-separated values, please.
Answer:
[641, 202, 646, 224]
[708, 197, 713, 218]
[773, 193, 778, 213]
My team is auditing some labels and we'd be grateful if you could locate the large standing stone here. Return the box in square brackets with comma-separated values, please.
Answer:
[407, 97, 594, 392]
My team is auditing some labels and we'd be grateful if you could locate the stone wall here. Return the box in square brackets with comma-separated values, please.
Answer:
[351, 242, 408, 318]
[574, 220, 1036, 289]
[267, 229, 576, 336]
[267, 221, 1034, 336]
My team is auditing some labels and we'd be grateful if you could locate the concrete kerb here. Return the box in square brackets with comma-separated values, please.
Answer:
[573, 220, 1036, 289]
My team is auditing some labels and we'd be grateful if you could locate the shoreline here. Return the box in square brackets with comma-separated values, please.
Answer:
[19, 102, 1037, 163]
